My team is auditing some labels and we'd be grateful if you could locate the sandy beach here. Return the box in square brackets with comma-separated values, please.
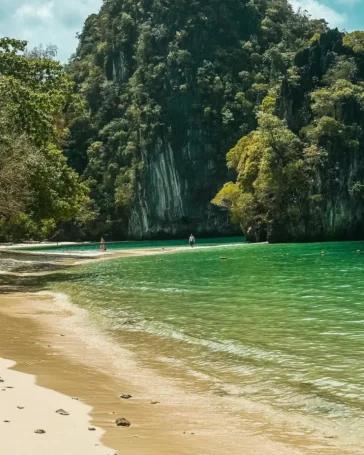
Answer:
[0, 358, 111, 455]
[0, 290, 315, 455]
[0, 248, 358, 455]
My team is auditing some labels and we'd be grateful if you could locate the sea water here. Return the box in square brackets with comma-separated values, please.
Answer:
[45, 241, 364, 447]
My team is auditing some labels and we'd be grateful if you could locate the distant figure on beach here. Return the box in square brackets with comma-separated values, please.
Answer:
[189, 234, 195, 247]
[100, 237, 106, 251]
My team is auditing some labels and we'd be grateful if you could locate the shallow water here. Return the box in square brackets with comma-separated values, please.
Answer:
[46, 241, 364, 447]
[17, 236, 245, 252]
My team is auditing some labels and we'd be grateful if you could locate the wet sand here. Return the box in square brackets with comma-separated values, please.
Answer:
[0, 290, 315, 455]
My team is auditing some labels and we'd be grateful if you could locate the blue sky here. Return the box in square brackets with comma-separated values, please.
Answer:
[0, 0, 363, 62]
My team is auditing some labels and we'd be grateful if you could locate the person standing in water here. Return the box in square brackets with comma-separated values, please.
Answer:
[189, 234, 195, 247]
[100, 237, 106, 251]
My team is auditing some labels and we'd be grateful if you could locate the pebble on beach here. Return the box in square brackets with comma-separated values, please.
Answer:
[34, 429, 46, 434]
[115, 417, 131, 427]
[120, 393, 132, 399]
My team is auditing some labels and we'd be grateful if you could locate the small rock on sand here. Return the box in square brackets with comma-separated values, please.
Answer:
[56, 409, 69, 416]
[151, 401, 160, 404]
[120, 393, 132, 399]
[115, 417, 131, 427]
[88, 427, 96, 431]
[34, 429, 46, 434]
[17, 406, 24, 410]
[72, 397, 79, 400]
[0, 379, 4, 383]
[4, 420, 10, 423]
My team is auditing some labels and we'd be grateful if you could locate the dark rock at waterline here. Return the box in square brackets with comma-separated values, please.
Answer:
[115, 417, 131, 427]
[56, 409, 69, 416]
[34, 429, 46, 434]
[120, 393, 132, 399]
[88, 427, 96, 431]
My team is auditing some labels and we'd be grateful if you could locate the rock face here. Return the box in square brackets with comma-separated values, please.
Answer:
[273, 30, 364, 242]
[127, 142, 237, 238]
[64, 0, 262, 240]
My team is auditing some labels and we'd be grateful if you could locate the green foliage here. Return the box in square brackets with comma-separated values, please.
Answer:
[343, 31, 364, 54]
[0, 38, 87, 241]
[215, 29, 364, 242]
[64, 0, 326, 239]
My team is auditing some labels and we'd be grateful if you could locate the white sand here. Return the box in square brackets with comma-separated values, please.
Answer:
[0, 358, 114, 455]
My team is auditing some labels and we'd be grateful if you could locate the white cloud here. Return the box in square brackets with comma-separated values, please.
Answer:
[15, 2, 54, 21]
[290, 0, 348, 28]
[0, 0, 102, 62]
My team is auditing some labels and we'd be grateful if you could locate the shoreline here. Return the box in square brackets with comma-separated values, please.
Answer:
[0, 291, 359, 455]
[0, 358, 110, 455]
[0, 291, 300, 455]
[0, 244, 362, 454]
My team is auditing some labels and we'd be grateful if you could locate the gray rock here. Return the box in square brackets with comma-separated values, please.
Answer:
[120, 393, 132, 399]
[56, 409, 69, 416]
[35, 429, 46, 434]
[115, 417, 131, 427]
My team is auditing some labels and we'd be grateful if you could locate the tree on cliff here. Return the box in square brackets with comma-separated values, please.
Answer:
[213, 30, 364, 242]
[0, 38, 87, 241]
[63, 0, 326, 240]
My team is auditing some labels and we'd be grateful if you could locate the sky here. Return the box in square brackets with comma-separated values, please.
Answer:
[0, 0, 364, 63]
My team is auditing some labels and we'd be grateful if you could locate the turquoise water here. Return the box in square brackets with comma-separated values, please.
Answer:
[46, 241, 364, 442]
[16, 236, 245, 252]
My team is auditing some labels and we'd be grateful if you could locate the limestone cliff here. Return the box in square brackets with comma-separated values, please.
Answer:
[275, 30, 364, 242]
[214, 28, 364, 244]
[64, 0, 305, 239]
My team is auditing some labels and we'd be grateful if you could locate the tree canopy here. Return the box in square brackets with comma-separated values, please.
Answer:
[63, 0, 329, 239]
[0, 39, 87, 241]
[213, 30, 364, 242]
